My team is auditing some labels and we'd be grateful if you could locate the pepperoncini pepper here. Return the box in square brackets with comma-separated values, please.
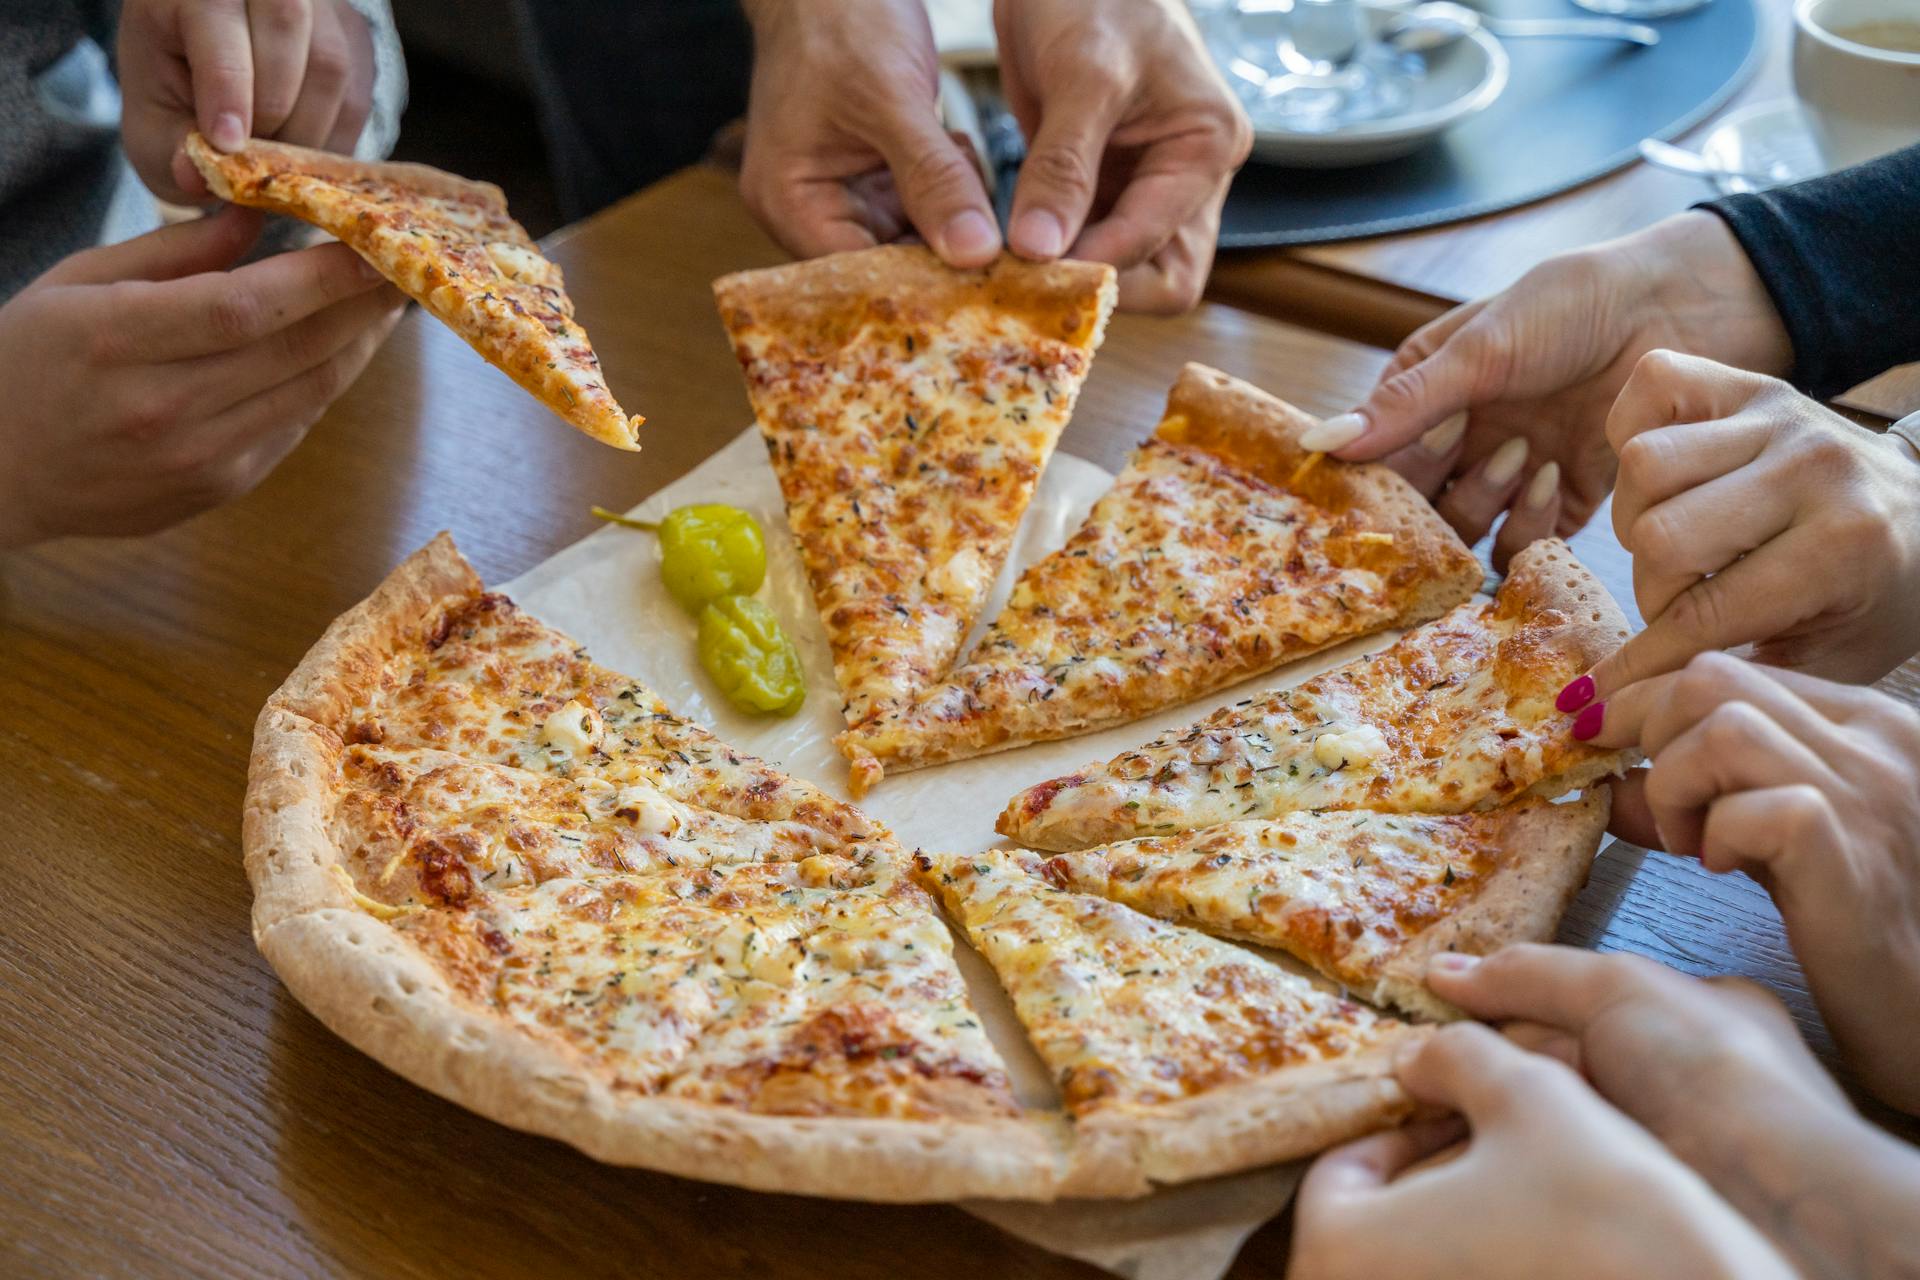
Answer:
[697, 595, 805, 716]
[654, 503, 767, 611]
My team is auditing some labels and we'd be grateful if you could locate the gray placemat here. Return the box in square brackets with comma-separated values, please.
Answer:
[1217, 0, 1763, 247]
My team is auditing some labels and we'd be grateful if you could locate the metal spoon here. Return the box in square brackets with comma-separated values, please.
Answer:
[1381, 2, 1659, 53]
[1637, 137, 1787, 188]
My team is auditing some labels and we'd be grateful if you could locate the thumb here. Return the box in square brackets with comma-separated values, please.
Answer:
[1310, 318, 1502, 459]
[1007, 71, 1128, 262]
[42, 207, 264, 286]
[871, 111, 1000, 269]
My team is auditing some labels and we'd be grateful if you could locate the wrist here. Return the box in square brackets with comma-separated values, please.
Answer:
[1625, 210, 1794, 379]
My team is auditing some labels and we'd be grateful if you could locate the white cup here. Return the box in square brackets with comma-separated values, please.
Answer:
[1792, 0, 1920, 169]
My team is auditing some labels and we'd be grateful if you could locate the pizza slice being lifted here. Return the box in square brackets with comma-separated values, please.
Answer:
[186, 133, 641, 449]
[914, 849, 1420, 1196]
[1029, 794, 1609, 1022]
[999, 538, 1637, 852]
[714, 246, 1117, 796]
[839, 364, 1482, 788]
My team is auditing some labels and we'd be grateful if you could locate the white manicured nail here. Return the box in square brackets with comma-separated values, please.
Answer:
[1420, 413, 1468, 456]
[1300, 412, 1367, 453]
[1484, 437, 1529, 486]
[1524, 460, 1560, 509]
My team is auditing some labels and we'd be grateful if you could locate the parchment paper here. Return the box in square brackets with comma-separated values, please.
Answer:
[501, 429, 1404, 1279]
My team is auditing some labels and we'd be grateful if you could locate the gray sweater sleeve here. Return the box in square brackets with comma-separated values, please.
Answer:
[1698, 144, 1920, 400]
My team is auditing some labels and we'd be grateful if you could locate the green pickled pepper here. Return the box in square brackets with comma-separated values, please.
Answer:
[698, 595, 806, 716]
[656, 503, 767, 612]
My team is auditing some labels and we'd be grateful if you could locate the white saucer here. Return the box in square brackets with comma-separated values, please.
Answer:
[1696, 99, 1828, 194]
[1207, 5, 1510, 168]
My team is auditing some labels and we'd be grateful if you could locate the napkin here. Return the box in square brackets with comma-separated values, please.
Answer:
[502, 428, 1400, 1279]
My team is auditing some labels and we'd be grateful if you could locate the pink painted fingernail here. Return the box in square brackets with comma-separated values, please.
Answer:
[1428, 952, 1480, 975]
[1572, 701, 1606, 742]
[1556, 674, 1595, 713]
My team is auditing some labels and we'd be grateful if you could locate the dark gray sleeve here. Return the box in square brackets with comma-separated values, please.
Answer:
[1697, 143, 1920, 401]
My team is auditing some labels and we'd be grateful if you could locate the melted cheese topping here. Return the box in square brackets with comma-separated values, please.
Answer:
[1037, 809, 1514, 1008]
[716, 251, 1114, 791]
[321, 591, 1020, 1121]
[1001, 590, 1627, 851]
[845, 439, 1405, 774]
[916, 850, 1401, 1115]
[197, 141, 638, 447]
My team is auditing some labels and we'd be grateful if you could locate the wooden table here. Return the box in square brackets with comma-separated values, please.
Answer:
[1206, 0, 1920, 420]
[0, 165, 1906, 1279]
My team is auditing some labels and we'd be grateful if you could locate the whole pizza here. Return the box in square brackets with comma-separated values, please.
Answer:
[241, 240, 1636, 1204]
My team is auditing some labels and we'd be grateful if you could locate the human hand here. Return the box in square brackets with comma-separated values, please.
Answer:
[1292, 1021, 1794, 1280]
[0, 210, 403, 548]
[740, 0, 1002, 268]
[1574, 656, 1920, 1116]
[1427, 945, 1920, 1277]
[1299, 212, 1792, 554]
[993, 0, 1250, 312]
[1560, 351, 1920, 698]
[119, 0, 378, 204]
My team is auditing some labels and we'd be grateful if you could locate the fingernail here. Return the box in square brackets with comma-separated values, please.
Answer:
[1420, 412, 1467, 456]
[1300, 411, 1367, 453]
[1555, 674, 1595, 713]
[1484, 437, 1529, 486]
[212, 111, 246, 150]
[942, 209, 999, 264]
[1524, 461, 1560, 509]
[355, 253, 382, 281]
[1011, 208, 1065, 259]
[1572, 701, 1606, 741]
[1428, 952, 1480, 976]
[1392, 1035, 1425, 1073]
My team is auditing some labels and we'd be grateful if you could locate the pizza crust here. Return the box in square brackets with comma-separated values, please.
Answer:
[1061, 1041, 1421, 1196]
[713, 245, 1117, 354]
[258, 908, 1063, 1201]
[1374, 790, 1610, 1021]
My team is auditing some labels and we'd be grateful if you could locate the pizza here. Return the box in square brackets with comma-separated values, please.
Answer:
[1027, 794, 1608, 1021]
[186, 133, 640, 450]
[838, 364, 1481, 786]
[998, 538, 1637, 853]
[914, 849, 1421, 1190]
[713, 246, 1117, 796]
[247, 534, 1438, 1202]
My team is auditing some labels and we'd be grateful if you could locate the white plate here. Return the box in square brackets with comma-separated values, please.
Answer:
[1696, 98, 1827, 194]
[1213, 5, 1510, 167]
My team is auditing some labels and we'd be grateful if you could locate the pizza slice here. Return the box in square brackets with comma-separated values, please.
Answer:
[363, 849, 1021, 1120]
[186, 133, 640, 449]
[714, 246, 1117, 796]
[840, 364, 1481, 786]
[998, 538, 1636, 852]
[914, 849, 1419, 1195]
[313, 543, 882, 847]
[1030, 794, 1608, 1021]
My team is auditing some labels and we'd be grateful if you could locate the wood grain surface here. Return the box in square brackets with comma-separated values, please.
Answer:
[1, 165, 1911, 1280]
[1206, 0, 1920, 420]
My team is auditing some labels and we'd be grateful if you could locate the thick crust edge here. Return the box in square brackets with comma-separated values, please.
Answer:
[259, 908, 1063, 1201]
[713, 245, 1118, 352]
[1062, 1037, 1422, 1196]
[1375, 791, 1611, 1021]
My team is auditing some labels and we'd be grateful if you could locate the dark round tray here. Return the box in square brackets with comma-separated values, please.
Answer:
[1217, 0, 1763, 247]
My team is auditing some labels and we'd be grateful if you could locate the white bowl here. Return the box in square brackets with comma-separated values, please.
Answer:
[1229, 8, 1511, 168]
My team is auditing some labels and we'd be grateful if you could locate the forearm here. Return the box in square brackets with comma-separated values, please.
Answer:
[1698, 143, 1920, 399]
[1683, 1104, 1920, 1280]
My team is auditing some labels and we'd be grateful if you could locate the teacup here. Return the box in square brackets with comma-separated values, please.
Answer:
[1792, 0, 1920, 169]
